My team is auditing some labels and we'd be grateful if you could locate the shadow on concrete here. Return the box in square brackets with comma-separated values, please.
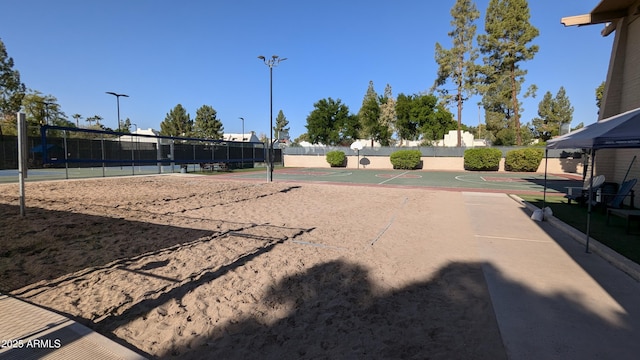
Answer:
[523, 197, 640, 263]
[510, 204, 640, 359]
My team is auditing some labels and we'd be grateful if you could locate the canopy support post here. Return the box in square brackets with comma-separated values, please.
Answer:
[585, 149, 596, 253]
[543, 149, 548, 219]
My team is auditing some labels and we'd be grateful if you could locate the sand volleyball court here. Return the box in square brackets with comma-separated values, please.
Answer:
[0, 175, 506, 359]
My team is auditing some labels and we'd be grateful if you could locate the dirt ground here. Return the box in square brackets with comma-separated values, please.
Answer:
[0, 175, 506, 359]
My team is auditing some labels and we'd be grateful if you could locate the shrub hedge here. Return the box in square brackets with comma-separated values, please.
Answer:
[390, 149, 422, 170]
[464, 148, 502, 171]
[505, 148, 544, 172]
[326, 150, 346, 167]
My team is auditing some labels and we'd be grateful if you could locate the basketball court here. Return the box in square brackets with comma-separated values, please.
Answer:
[216, 168, 581, 195]
[0, 166, 582, 195]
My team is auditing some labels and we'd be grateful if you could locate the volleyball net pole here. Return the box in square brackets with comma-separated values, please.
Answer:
[17, 112, 28, 216]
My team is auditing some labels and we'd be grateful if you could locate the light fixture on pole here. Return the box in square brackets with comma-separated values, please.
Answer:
[258, 55, 287, 182]
[36, 101, 54, 125]
[239, 117, 245, 169]
[105, 92, 129, 132]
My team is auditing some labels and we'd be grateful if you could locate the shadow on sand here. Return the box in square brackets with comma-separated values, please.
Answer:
[0, 203, 215, 293]
[152, 260, 506, 360]
[134, 254, 639, 360]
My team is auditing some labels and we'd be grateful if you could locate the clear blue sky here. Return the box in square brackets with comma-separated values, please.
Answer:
[2, 0, 611, 139]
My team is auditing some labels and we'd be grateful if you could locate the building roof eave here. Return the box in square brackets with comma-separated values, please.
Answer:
[561, 10, 627, 26]
[561, 0, 636, 31]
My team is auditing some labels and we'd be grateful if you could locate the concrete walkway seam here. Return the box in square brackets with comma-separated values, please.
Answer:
[511, 195, 640, 283]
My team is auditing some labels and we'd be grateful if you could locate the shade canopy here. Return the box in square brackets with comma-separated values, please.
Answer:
[546, 107, 640, 150]
[543, 105, 640, 253]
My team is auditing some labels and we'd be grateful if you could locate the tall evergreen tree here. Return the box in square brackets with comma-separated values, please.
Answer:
[0, 38, 26, 137]
[478, 0, 539, 145]
[432, 0, 480, 147]
[193, 105, 223, 139]
[274, 109, 290, 139]
[358, 81, 384, 146]
[531, 91, 554, 141]
[160, 104, 192, 137]
[531, 86, 573, 141]
[481, 69, 513, 145]
[554, 86, 573, 134]
[122, 118, 132, 133]
[379, 84, 397, 145]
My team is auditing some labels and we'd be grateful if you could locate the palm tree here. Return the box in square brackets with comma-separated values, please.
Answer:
[72, 113, 82, 127]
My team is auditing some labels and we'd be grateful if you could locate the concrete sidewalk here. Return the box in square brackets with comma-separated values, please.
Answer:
[463, 192, 640, 360]
[0, 294, 146, 360]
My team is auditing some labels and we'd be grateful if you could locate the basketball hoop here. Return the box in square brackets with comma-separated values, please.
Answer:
[350, 142, 363, 169]
[277, 130, 289, 141]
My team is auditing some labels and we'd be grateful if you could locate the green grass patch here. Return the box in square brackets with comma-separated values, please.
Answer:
[519, 194, 640, 265]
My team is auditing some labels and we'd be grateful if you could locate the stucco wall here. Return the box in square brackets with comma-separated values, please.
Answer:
[284, 154, 582, 174]
[598, 9, 640, 188]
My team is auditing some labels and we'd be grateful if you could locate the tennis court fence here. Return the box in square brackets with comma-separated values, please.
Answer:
[1, 125, 282, 171]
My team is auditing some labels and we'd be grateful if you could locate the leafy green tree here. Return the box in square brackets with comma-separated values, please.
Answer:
[478, 0, 539, 146]
[306, 97, 358, 146]
[193, 104, 223, 139]
[432, 0, 480, 147]
[0, 38, 26, 137]
[395, 93, 456, 145]
[531, 87, 574, 141]
[21, 91, 68, 134]
[274, 109, 290, 139]
[416, 96, 457, 144]
[595, 80, 605, 112]
[160, 104, 192, 137]
[520, 122, 534, 145]
[379, 84, 397, 144]
[395, 94, 418, 143]
[290, 133, 310, 146]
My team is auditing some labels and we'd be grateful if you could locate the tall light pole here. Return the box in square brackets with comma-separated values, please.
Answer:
[239, 117, 245, 169]
[37, 101, 54, 125]
[258, 55, 287, 182]
[105, 92, 129, 132]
